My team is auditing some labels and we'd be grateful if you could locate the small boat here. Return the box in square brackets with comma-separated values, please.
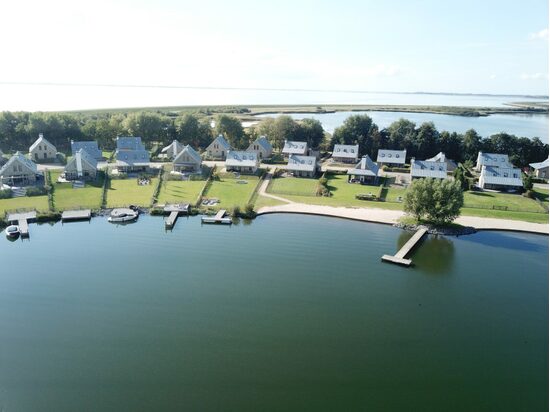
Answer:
[108, 208, 139, 223]
[5, 225, 20, 238]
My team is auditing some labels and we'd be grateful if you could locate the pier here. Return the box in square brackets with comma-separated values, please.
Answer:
[201, 209, 232, 225]
[62, 209, 92, 222]
[382, 228, 428, 266]
[7, 211, 37, 238]
[164, 204, 189, 229]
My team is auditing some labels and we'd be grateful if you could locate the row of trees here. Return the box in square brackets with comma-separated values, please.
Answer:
[0, 111, 546, 168]
[331, 115, 548, 167]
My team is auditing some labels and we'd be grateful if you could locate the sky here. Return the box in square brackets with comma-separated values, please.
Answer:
[0, 0, 548, 110]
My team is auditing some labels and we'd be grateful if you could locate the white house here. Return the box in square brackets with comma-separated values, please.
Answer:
[0, 152, 40, 186]
[376, 149, 407, 167]
[282, 140, 308, 159]
[247, 136, 273, 159]
[64, 149, 98, 181]
[475, 152, 511, 172]
[29, 133, 57, 163]
[205, 135, 231, 160]
[529, 158, 549, 179]
[347, 155, 379, 184]
[70, 140, 102, 160]
[114, 136, 150, 172]
[332, 144, 359, 164]
[426, 152, 457, 172]
[225, 151, 259, 174]
[173, 145, 202, 173]
[161, 140, 184, 160]
[410, 158, 447, 180]
[286, 154, 318, 178]
[479, 165, 523, 191]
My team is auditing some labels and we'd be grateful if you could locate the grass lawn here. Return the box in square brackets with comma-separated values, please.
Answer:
[0, 196, 49, 217]
[463, 190, 544, 213]
[268, 177, 318, 196]
[532, 187, 549, 206]
[253, 195, 286, 209]
[157, 179, 207, 205]
[50, 171, 104, 211]
[106, 177, 159, 208]
[202, 174, 260, 209]
[461, 207, 549, 224]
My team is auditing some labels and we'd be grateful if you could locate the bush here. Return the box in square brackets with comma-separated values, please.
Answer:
[26, 186, 48, 197]
[55, 152, 67, 165]
[231, 205, 241, 217]
[0, 189, 12, 199]
[523, 190, 535, 199]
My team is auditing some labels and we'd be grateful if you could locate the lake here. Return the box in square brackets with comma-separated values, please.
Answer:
[0, 84, 547, 112]
[0, 214, 547, 411]
[255, 110, 550, 141]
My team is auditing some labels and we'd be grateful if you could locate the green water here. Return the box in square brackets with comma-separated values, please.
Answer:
[0, 215, 547, 411]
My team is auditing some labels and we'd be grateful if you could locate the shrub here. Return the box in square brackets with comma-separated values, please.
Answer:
[0, 189, 12, 199]
[231, 205, 241, 217]
[523, 190, 535, 199]
[26, 186, 48, 197]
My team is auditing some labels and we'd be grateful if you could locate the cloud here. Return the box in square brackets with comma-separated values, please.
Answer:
[520, 72, 547, 80]
[529, 28, 548, 40]
[489, 74, 497, 80]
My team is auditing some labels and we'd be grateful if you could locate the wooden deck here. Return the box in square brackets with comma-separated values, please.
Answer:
[163, 204, 189, 229]
[7, 211, 37, 238]
[61, 209, 92, 222]
[201, 209, 232, 225]
[382, 228, 428, 267]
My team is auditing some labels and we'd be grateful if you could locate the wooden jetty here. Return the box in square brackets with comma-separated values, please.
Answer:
[7, 211, 37, 238]
[381, 228, 428, 267]
[201, 209, 232, 225]
[61, 209, 91, 222]
[164, 204, 189, 229]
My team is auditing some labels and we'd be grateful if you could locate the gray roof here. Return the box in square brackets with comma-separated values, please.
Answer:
[208, 135, 231, 150]
[333, 144, 359, 159]
[286, 155, 317, 172]
[65, 149, 98, 175]
[29, 133, 56, 152]
[476, 152, 511, 168]
[347, 155, 379, 177]
[71, 140, 102, 159]
[173, 145, 202, 164]
[529, 158, 549, 170]
[377, 149, 406, 164]
[282, 140, 308, 155]
[255, 136, 272, 151]
[225, 151, 259, 167]
[410, 159, 447, 179]
[0, 152, 38, 176]
[481, 165, 523, 186]
[161, 140, 184, 154]
[116, 136, 146, 150]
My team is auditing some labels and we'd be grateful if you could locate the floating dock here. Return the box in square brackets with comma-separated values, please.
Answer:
[164, 204, 189, 229]
[201, 209, 232, 225]
[382, 228, 428, 266]
[7, 211, 37, 238]
[61, 209, 92, 222]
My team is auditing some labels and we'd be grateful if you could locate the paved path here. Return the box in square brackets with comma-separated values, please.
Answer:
[257, 169, 294, 204]
[257, 203, 549, 235]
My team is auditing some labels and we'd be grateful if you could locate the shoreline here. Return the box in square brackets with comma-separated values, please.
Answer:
[256, 203, 550, 235]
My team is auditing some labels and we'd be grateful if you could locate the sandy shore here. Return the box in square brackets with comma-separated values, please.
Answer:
[257, 203, 549, 235]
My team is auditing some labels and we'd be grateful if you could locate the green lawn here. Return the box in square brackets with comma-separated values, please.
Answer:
[0, 196, 50, 217]
[461, 207, 549, 224]
[202, 174, 260, 209]
[50, 171, 104, 211]
[463, 190, 544, 213]
[157, 179, 207, 205]
[254, 195, 287, 209]
[106, 177, 159, 208]
[532, 187, 549, 206]
[268, 177, 318, 196]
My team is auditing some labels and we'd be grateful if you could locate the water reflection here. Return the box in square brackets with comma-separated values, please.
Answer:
[461, 231, 547, 253]
[396, 232, 455, 274]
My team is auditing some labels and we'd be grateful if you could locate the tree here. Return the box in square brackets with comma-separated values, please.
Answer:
[215, 114, 246, 149]
[176, 113, 212, 149]
[523, 173, 534, 191]
[440, 131, 464, 162]
[385, 118, 416, 149]
[453, 166, 469, 191]
[404, 178, 463, 224]
[296, 118, 324, 149]
[462, 129, 482, 161]
[122, 111, 170, 146]
[332, 114, 379, 158]
[411, 122, 439, 159]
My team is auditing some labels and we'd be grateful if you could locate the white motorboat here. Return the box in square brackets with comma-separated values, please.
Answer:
[5, 225, 20, 238]
[108, 208, 139, 223]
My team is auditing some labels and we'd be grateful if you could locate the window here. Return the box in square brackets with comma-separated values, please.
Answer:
[396, 154, 400, 158]
[503, 172, 508, 177]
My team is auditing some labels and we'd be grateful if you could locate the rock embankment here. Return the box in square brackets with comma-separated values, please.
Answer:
[394, 222, 477, 236]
